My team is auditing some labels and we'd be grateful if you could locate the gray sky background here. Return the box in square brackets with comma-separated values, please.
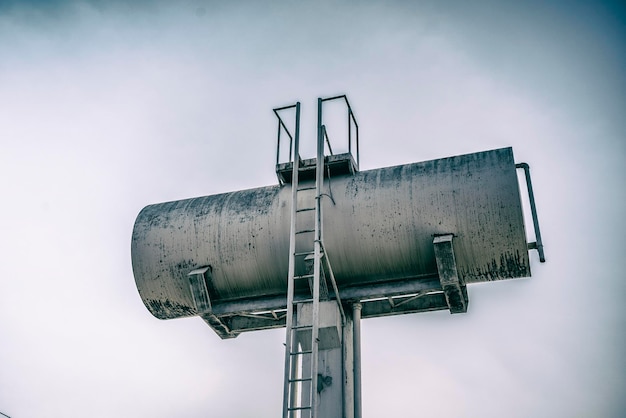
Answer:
[0, 1, 624, 417]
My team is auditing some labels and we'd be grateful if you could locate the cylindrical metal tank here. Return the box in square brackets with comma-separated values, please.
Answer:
[131, 147, 529, 320]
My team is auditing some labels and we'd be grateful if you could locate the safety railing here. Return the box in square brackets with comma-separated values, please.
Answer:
[273, 103, 298, 166]
[320, 94, 360, 169]
[273, 95, 359, 169]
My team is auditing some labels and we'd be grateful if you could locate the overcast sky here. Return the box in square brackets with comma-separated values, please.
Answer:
[0, 1, 624, 417]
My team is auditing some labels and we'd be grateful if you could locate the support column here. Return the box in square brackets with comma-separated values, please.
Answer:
[296, 301, 343, 417]
[353, 303, 362, 418]
[343, 313, 354, 418]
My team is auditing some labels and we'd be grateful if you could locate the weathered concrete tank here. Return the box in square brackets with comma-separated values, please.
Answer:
[131, 147, 530, 321]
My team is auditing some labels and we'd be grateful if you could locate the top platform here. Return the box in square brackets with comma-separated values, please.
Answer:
[276, 152, 359, 184]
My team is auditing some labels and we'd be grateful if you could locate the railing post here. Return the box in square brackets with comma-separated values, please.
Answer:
[348, 108, 352, 156]
[276, 119, 281, 167]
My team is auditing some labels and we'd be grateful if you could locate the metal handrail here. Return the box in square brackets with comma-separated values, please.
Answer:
[273, 104, 298, 166]
[516, 162, 546, 262]
[320, 94, 360, 169]
[275, 96, 360, 169]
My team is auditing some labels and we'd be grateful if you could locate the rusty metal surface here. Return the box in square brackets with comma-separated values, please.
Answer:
[131, 147, 529, 320]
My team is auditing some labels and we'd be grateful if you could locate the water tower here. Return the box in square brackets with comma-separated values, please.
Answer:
[131, 95, 545, 417]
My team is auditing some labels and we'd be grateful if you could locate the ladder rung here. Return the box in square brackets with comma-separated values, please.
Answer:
[289, 377, 313, 383]
[290, 349, 313, 355]
[297, 186, 316, 191]
[297, 298, 314, 303]
[288, 406, 312, 411]
[291, 325, 313, 330]
[294, 251, 314, 257]
[294, 274, 314, 280]
[296, 207, 315, 212]
[295, 229, 315, 234]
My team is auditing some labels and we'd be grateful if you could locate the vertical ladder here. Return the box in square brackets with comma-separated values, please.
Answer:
[282, 101, 327, 418]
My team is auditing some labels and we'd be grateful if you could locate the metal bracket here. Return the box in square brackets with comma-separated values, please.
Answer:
[516, 162, 546, 262]
[433, 235, 468, 314]
[188, 266, 238, 339]
[317, 373, 332, 393]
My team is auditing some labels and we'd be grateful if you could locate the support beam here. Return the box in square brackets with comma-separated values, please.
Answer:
[360, 292, 449, 318]
[200, 314, 238, 339]
[188, 267, 238, 339]
[210, 275, 442, 316]
[227, 314, 286, 333]
[204, 278, 448, 336]
[433, 235, 468, 314]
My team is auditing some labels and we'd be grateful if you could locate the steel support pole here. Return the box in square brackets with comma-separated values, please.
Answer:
[353, 302, 362, 418]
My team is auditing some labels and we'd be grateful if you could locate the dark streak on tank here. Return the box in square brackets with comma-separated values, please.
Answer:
[226, 186, 280, 218]
[461, 250, 529, 281]
[146, 298, 196, 319]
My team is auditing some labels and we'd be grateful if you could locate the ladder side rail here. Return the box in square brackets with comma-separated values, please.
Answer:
[282, 102, 301, 418]
[308, 97, 328, 418]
